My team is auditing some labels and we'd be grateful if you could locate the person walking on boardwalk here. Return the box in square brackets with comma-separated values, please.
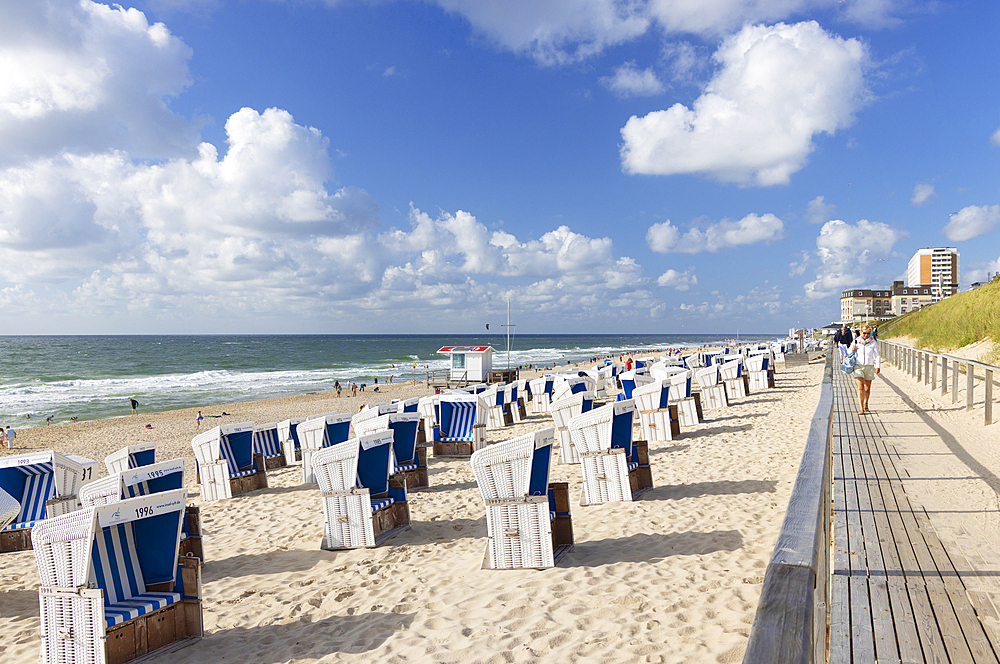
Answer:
[834, 324, 853, 358]
[848, 325, 881, 415]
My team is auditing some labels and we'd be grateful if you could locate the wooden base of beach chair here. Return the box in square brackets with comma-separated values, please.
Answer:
[433, 441, 474, 457]
[629, 441, 653, 500]
[263, 454, 287, 471]
[179, 505, 204, 561]
[724, 376, 749, 400]
[402, 448, 429, 489]
[580, 448, 633, 506]
[373, 499, 411, 545]
[229, 455, 268, 497]
[701, 384, 729, 410]
[549, 482, 573, 563]
[0, 527, 32, 552]
[416, 427, 427, 446]
[511, 398, 528, 423]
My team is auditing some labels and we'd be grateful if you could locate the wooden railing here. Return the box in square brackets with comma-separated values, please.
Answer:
[743, 345, 834, 664]
[878, 340, 998, 425]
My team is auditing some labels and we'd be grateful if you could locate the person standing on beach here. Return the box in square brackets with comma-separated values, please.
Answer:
[5, 426, 15, 448]
[130, 397, 139, 415]
[196, 411, 203, 429]
[848, 325, 881, 415]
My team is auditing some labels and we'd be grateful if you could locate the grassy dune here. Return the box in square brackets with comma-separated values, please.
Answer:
[881, 278, 1000, 362]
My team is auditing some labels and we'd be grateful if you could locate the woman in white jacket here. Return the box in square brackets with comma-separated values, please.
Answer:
[848, 325, 881, 414]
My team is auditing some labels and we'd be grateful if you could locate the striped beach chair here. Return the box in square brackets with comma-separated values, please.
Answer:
[314, 431, 410, 549]
[433, 394, 487, 457]
[296, 413, 352, 484]
[0, 451, 85, 553]
[278, 416, 307, 465]
[354, 412, 427, 488]
[471, 428, 573, 569]
[80, 458, 203, 561]
[569, 400, 653, 505]
[0, 487, 19, 532]
[32, 489, 203, 664]
[549, 393, 594, 465]
[191, 423, 267, 501]
[253, 422, 287, 470]
[104, 442, 156, 475]
[632, 380, 680, 444]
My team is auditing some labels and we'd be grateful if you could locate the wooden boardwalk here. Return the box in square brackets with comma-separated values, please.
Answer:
[831, 368, 1000, 663]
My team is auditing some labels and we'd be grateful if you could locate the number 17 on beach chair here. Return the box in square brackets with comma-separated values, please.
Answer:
[191, 423, 267, 501]
[471, 428, 573, 569]
[313, 431, 410, 549]
[32, 489, 203, 664]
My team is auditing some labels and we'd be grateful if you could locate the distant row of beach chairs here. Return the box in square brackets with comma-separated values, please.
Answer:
[1, 340, 812, 664]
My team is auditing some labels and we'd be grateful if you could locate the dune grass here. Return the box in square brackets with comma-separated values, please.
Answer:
[881, 278, 1000, 362]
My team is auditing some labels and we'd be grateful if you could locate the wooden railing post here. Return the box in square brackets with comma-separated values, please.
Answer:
[932, 353, 937, 388]
[942, 357, 948, 395]
[986, 369, 993, 426]
[953, 360, 960, 404]
[967, 363, 975, 411]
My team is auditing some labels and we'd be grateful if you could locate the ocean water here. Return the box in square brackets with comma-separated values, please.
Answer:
[0, 333, 780, 427]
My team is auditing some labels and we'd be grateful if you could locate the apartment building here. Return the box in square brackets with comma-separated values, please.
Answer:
[840, 288, 894, 322]
[890, 280, 934, 315]
[907, 247, 959, 301]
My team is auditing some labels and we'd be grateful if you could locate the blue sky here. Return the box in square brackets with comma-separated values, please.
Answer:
[1, 0, 998, 335]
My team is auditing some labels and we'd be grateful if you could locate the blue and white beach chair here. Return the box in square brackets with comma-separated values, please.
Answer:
[394, 397, 420, 413]
[471, 428, 573, 569]
[353, 412, 427, 489]
[0, 487, 19, 533]
[529, 377, 553, 414]
[569, 400, 653, 505]
[351, 403, 397, 436]
[632, 380, 680, 444]
[253, 422, 287, 470]
[0, 451, 85, 552]
[278, 416, 307, 465]
[720, 359, 749, 399]
[481, 385, 509, 429]
[313, 431, 410, 549]
[32, 489, 203, 664]
[549, 393, 594, 465]
[618, 370, 654, 400]
[296, 413, 352, 484]
[695, 366, 729, 410]
[191, 423, 267, 501]
[104, 442, 156, 475]
[433, 394, 487, 457]
[667, 369, 704, 427]
[746, 352, 775, 390]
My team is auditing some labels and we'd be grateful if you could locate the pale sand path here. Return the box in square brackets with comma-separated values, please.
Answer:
[1, 357, 825, 664]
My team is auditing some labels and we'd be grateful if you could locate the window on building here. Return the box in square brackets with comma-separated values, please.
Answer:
[901, 298, 906, 303]
[901, 307, 907, 313]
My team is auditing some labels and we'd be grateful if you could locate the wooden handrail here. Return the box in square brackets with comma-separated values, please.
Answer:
[743, 345, 834, 664]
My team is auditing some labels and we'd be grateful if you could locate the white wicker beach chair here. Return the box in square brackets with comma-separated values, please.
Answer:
[191, 423, 267, 501]
[695, 366, 729, 410]
[618, 370, 654, 400]
[746, 353, 775, 390]
[551, 375, 591, 403]
[632, 380, 680, 444]
[0, 451, 86, 553]
[394, 397, 420, 413]
[480, 385, 508, 429]
[471, 428, 572, 569]
[505, 382, 528, 423]
[549, 393, 594, 465]
[314, 431, 410, 549]
[278, 416, 307, 465]
[529, 377, 552, 413]
[351, 403, 395, 436]
[353, 412, 427, 489]
[433, 394, 487, 457]
[296, 413, 352, 484]
[32, 489, 203, 664]
[569, 400, 652, 506]
[720, 359, 749, 400]
[104, 442, 156, 475]
[253, 422, 287, 470]
[417, 395, 440, 445]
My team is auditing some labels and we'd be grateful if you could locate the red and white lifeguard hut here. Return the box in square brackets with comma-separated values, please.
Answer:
[438, 346, 496, 382]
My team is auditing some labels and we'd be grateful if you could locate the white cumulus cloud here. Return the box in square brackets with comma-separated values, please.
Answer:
[803, 218, 905, 299]
[942, 205, 1000, 242]
[911, 183, 934, 206]
[657, 268, 696, 290]
[806, 195, 835, 224]
[620, 21, 869, 186]
[647, 213, 783, 253]
[601, 62, 664, 97]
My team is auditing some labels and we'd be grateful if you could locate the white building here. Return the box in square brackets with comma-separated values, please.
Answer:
[907, 247, 959, 302]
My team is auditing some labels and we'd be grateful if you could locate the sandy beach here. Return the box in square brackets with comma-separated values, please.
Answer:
[1, 355, 826, 664]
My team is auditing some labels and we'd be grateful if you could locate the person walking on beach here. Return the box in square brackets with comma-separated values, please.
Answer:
[130, 397, 139, 415]
[196, 411, 203, 429]
[5, 425, 15, 448]
[848, 325, 881, 415]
